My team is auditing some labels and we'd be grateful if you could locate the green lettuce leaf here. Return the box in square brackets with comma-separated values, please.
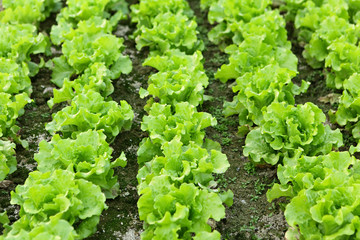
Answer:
[10, 169, 107, 239]
[135, 12, 202, 54]
[35, 130, 126, 199]
[243, 102, 343, 165]
[224, 64, 308, 126]
[0, 58, 32, 95]
[45, 89, 134, 142]
[142, 49, 208, 106]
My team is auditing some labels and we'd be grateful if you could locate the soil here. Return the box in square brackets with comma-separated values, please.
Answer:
[0, 0, 348, 239]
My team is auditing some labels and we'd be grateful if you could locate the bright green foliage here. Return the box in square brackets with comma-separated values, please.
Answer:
[331, 73, 360, 138]
[278, 152, 360, 239]
[0, 58, 32, 95]
[1, 215, 78, 240]
[138, 175, 225, 240]
[35, 130, 127, 198]
[10, 169, 107, 239]
[138, 102, 216, 163]
[140, 50, 208, 107]
[45, 89, 134, 142]
[0, 23, 49, 65]
[268, 152, 355, 201]
[243, 102, 343, 165]
[0, 0, 61, 24]
[55, 0, 127, 25]
[227, 10, 291, 47]
[224, 64, 309, 126]
[286, 0, 360, 89]
[50, 17, 131, 86]
[325, 41, 360, 89]
[203, 0, 271, 44]
[137, 136, 229, 189]
[141, 102, 216, 146]
[302, 16, 360, 69]
[57, 0, 110, 22]
[131, 0, 193, 32]
[215, 36, 298, 83]
[0, 92, 32, 140]
[0, 140, 16, 181]
[294, 0, 349, 42]
[48, 62, 114, 108]
[135, 12, 202, 54]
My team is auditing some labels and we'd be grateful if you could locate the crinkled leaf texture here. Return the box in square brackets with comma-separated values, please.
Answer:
[141, 49, 208, 107]
[48, 62, 114, 107]
[138, 175, 225, 240]
[243, 102, 343, 165]
[0, 58, 32, 95]
[0, 23, 49, 64]
[50, 17, 132, 86]
[1, 215, 78, 240]
[332, 73, 360, 138]
[204, 0, 271, 44]
[279, 152, 360, 239]
[0, 92, 32, 140]
[0, 0, 61, 24]
[9, 169, 107, 239]
[0, 140, 16, 182]
[141, 102, 216, 146]
[46, 89, 134, 142]
[35, 130, 126, 199]
[224, 64, 308, 126]
[215, 36, 298, 83]
[135, 12, 203, 54]
[130, 0, 193, 33]
[137, 136, 229, 189]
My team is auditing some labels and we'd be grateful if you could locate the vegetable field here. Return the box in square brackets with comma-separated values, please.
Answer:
[1, 0, 360, 239]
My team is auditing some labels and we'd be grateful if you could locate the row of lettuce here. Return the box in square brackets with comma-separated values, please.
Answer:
[283, 0, 360, 144]
[0, 0, 60, 182]
[0, 0, 135, 239]
[202, 0, 360, 239]
[130, 0, 233, 239]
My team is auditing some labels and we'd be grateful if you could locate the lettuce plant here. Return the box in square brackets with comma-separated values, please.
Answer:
[216, 10, 291, 48]
[215, 36, 298, 83]
[0, 140, 16, 181]
[267, 151, 355, 201]
[10, 169, 107, 239]
[140, 50, 208, 107]
[35, 130, 127, 198]
[325, 41, 360, 89]
[0, 58, 32, 95]
[0, 23, 49, 66]
[330, 73, 360, 138]
[294, 0, 349, 43]
[138, 175, 226, 240]
[138, 136, 229, 189]
[135, 12, 202, 54]
[275, 152, 360, 239]
[0, 92, 32, 140]
[224, 64, 309, 126]
[243, 102, 343, 165]
[0, 0, 61, 24]
[203, 0, 271, 44]
[57, 0, 111, 23]
[45, 89, 134, 142]
[1, 215, 78, 240]
[138, 102, 216, 164]
[48, 62, 114, 108]
[50, 17, 132, 86]
[130, 0, 193, 32]
[302, 16, 360, 69]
